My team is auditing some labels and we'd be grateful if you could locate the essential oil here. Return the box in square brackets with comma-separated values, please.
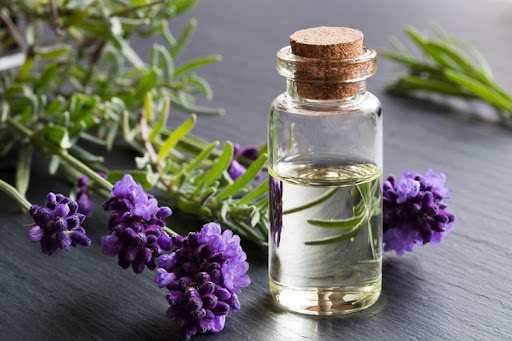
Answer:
[268, 27, 383, 314]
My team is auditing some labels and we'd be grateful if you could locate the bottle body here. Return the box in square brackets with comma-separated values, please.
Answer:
[268, 90, 383, 315]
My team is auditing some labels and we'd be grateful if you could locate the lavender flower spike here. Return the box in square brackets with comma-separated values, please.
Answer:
[228, 143, 261, 180]
[77, 176, 94, 217]
[155, 223, 250, 339]
[28, 192, 91, 255]
[383, 168, 455, 255]
[100, 174, 173, 274]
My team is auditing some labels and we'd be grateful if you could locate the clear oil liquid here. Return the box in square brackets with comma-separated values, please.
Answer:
[268, 156, 382, 315]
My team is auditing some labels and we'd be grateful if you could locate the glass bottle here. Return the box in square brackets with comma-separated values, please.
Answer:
[268, 27, 383, 315]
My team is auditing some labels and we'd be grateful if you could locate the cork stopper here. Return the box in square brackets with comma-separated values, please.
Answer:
[290, 27, 363, 59]
[289, 26, 366, 100]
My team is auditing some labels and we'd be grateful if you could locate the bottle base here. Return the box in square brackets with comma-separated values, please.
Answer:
[269, 278, 381, 315]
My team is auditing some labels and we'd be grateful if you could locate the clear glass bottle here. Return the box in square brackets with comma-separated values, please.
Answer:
[268, 36, 383, 315]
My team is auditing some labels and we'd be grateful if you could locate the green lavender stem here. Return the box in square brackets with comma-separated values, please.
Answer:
[283, 188, 338, 215]
[0, 179, 32, 211]
[6, 118, 113, 193]
[163, 226, 179, 236]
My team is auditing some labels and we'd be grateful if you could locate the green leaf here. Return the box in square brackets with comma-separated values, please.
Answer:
[198, 142, 233, 187]
[237, 180, 268, 206]
[15, 144, 32, 196]
[173, 0, 199, 16]
[160, 21, 176, 47]
[305, 226, 363, 246]
[380, 51, 442, 75]
[149, 44, 174, 79]
[283, 187, 338, 215]
[389, 76, 475, 98]
[40, 126, 72, 149]
[108, 170, 154, 190]
[200, 187, 216, 204]
[36, 63, 59, 92]
[307, 212, 366, 229]
[215, 153, 268, 200]
[250, 210, 260, 227]
[48, 155, 60, 175]
[67, 0, 95, 10]
[389, 35, 412, 57]
[430, 23, 493, 78]
[187, 75, 213, 99]
[144, 92, 153, 121]
[69, 145, 104, 164]
[404, 26, 453, 69]
[184, 141, 219, 172]
[35, 45, 71, 59]
[176, 196, 211, 215]
[114, 35, 144, 68]
[105, 121, 119, 151]
[220, 202, 229, 221]
[149, 97, 170, 141]
[444, 70, 512, 113]
[18, 55, 35, 81]
[157, 115, 196, 161]
[173, 55, 221, 78]
[171, 18, 196, 58]
[254, 196, 268, 210]
[425, 41, 492, 85]
[1, 102, 9, 123]
[121, 110, 132, 141]
[134, 69, 158, 100]
[168, 93, 225, 116]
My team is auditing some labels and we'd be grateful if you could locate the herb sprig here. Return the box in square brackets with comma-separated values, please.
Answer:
[383, 25, 512, 123]
[0, 0, 268, 247]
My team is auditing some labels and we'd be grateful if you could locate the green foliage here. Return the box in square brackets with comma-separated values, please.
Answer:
[383, 24, 512, 122]
[0, 0, 268, 247]
[304, 180, 381, 249]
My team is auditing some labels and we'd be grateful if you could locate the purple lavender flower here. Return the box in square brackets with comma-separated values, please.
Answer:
[28, 192, 91, 255]
[233, 143, 259, 161]
[269, 176, 283, 247]
[155, 223, 250, 339]
[383, 168, 455, 255]
[228, 160, 246, 181]
[77, 176, 93, 217]
[75, 173, 108, 217]
[100, 174, 173, 273]
[228, 144, 260, 180]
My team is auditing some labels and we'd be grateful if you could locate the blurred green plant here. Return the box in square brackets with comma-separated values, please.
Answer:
[0, 0, 268, 247]
[383, 24, 512, 123]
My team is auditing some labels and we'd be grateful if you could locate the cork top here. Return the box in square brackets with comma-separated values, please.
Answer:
[281, 26, 373, 100]
[289, 27, 364, 59]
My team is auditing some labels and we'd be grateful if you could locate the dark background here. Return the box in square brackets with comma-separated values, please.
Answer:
[1, 0, 512, 340]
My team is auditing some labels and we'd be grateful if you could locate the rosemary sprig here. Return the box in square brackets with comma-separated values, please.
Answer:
[0, 0, 268, 247]
[383, 24, 512, 123]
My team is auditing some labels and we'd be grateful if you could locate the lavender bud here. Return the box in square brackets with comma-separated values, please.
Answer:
[202, 294, 217, 309]
[54, 218, 68, 231]
[185, 297, 203, 311]
[199, 281, 215, 296]
[167, 291, 185, 306]
[28, 226, 44, 242]
[195, 272, 211, 285]
[69, 231, 91, 246]
[211, 301, 229, 315]
[226, 293, 241, 312]
[56, 232, 72, 250]
[215, 287, 231, 300]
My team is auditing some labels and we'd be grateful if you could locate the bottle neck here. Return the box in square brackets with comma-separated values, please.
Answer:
[286, 79, 367, 105]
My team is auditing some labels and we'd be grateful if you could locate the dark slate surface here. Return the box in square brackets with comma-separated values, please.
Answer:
[1, 0, 512, 340]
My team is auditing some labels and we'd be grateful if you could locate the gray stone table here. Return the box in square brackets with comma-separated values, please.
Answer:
[1, 0, 512, 340]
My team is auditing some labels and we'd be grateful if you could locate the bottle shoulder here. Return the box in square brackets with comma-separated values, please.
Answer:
[271, 92, 382, 117]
